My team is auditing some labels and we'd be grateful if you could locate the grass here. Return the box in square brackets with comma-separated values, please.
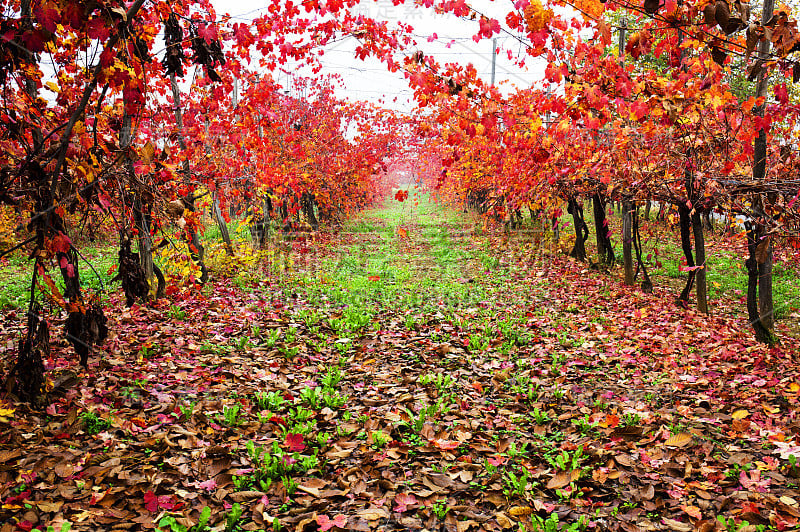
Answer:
[0, 215, 253, 311]
[556, 202, 800, 321]
[3, 195, 797, 335]
[0, 244, 117, 309]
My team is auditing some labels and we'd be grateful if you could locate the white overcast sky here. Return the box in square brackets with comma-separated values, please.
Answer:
[213, 0, 547, 113]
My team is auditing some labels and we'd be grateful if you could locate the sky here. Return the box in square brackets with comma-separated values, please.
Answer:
[212, 0, 548, 113]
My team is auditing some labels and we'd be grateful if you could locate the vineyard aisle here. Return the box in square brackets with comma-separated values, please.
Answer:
[2, 194, 800, 532]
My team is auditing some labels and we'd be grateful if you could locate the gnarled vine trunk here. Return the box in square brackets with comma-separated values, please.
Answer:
[592, 193, 614, 266]
[677, 203, 696, 306]
[622, 196, 634, 286]
[745, 221, 774, 344]
[567, 197, 588, 262]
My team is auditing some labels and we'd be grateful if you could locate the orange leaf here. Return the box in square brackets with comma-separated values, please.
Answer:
[600, 414, 619, 428]
[680, 504, 702, 520]
[433, 439, 460, 450]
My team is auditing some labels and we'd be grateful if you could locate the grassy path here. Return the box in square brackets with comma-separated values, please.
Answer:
[1, 194, 800, 532]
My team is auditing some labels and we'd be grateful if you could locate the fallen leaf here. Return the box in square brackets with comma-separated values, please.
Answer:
[681, 504, 702, 520]
[285, 433, 306, 452]
[317, 514, 347, 531]
[358, 507, 389, 520]
[664, 432, 693, 447]
[662, 518, 693, 531]
[496, 513, 513, 529]
[546, 470, 571, 489]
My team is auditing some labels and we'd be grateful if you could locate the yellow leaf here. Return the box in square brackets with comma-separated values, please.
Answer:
[509, 506, 533, 517]
[664, 432, 693, 447]
[732, 409, 749, 419]
[788, 382, 800, 393]
[45, 81, 59, 92]
[0, 407, 16, 417]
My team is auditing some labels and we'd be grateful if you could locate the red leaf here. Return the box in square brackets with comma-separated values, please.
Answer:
[143, 490, 158, 512]
[317, 514, 347, 531]
[285, 433, 306, 452]
[198, 479, 217, 491]
[774, 83, 789, 105]
[233, 23, 254, 47]
[158, 495, 176, 510]
[394, 492, 417, 513]
[487, 454, 507, 466]
[478, 17, 502, 38]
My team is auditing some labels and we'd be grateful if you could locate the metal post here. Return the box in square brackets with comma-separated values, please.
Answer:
[490, 38, 497, 86]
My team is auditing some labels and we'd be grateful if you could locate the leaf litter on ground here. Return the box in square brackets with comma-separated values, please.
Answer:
[1, 197, 799, 532]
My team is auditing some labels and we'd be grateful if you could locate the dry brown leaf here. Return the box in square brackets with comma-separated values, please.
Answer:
[662, 518, 693, 531]
[54, 462, 75, 478]
[457, 520, 479, 532]
[496, 513, 513, 529]
[358, 507, 389, 520]
[546, 470, 571, 489]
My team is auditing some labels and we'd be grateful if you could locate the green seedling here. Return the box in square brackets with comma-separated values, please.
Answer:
[572, 415, 599, 434]
[530, 513, 587, 532]
[179, 400, 196, 419]
[79, 410, 111, 435]
[280, 345, 300, 359]
[545, 445, 585, 472]
[263, 328, 281, 348]
[419, 372, 456, 395]
[300, 386, 322, 409]
[222, 404, 243, 426]
[503, 467, 535, 499]
[166, 304, 186, 320]
[282, 475, 299, 496]
[321, 365, 344, 388]
[225, 503, 243, 532]
[32, 525, 72, 532]
[289, 406, 314, 422]
[231, 336, 250, 350]
[321, 387, 348, 408]
[531, 407, 551, 425]
[158, 506, 211, 532]
[467, 334, 490, 353]
[430, 499, 450, 519]
[371, 431, 391, 449]
[621, 412, 641, 426]
[256, 391, 286, 412]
